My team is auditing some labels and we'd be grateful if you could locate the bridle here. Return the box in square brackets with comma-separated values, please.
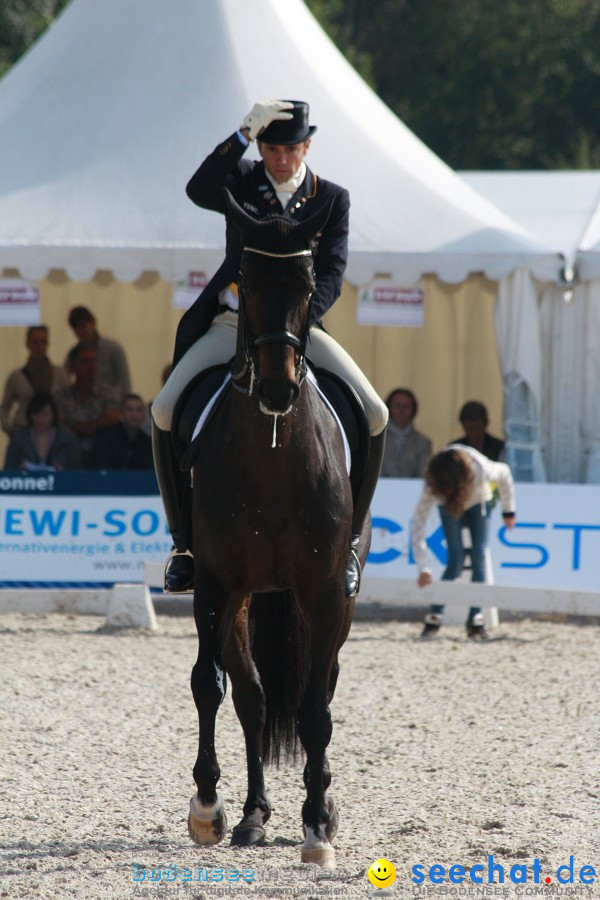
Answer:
[232, 245, 314, 396]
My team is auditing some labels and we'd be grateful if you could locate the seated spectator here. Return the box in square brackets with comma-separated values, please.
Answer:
[380, 388, 432, 478]
[1, 325, 69, 438]
[65, 306, 131, 400]
[452, 400, 505, 461]
[55, 342, 121, 467]
[90, 393, 154, 469]
[4, 392, 80, 471]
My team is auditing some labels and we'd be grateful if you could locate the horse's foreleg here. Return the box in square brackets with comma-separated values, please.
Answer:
[297, 597, 346, 868]
[222, 605, 271, 847]
[188, 592, 228, 846]
[298, 668, 336, 867]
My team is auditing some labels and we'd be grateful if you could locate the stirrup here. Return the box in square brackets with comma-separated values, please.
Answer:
[164, 548, 195, 593]
[345, 545, 361, 597]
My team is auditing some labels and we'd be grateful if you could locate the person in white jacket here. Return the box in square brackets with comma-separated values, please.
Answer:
[411, 444, 516, 639]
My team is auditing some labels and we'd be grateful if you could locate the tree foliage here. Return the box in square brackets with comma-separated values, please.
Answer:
[305, 0, 600, 169]
[0, 0, 68, 78]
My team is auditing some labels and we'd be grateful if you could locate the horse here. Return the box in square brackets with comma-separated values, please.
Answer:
[185, 190, 370, 868]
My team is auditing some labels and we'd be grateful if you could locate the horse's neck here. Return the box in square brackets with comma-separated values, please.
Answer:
[241, 400, 336, 472]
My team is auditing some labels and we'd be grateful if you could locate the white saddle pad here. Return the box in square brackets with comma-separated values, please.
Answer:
[190, 368, 351, 475]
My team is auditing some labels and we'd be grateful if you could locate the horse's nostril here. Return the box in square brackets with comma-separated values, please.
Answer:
[257, 379, 298, 413]
[256, 380, 270, 404]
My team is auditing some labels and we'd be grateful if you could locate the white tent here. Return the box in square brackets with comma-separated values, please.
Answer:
[575, 188, 600, 279]
[462, 171, 600, 483]
[0, 0, 559, 284]
[0, 0, 563, 459]
[572, 185, 600, 483]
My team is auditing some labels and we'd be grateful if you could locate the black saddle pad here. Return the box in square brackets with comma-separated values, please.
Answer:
[171, 363, 232, 470]
[171, 363, 370, 484]
[311, 367, 370, 489]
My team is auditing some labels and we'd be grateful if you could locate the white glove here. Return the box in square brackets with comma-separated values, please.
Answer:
[241, 100, 293, 141]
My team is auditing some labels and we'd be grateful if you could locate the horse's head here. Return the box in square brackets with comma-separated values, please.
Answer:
[225, 189, 333, 416]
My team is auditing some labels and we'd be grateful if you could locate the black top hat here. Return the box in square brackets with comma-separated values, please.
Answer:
[258, 100, 317, 145]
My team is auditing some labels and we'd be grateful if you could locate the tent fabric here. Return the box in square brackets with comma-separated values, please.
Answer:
[461, 171, 600, 279]
[463, 170, 600, 483]
[0, 273, 505, 468]
[575, 210, 600, 280]
[0, 0, 561, 285]
[580, 281, 600, 481]
[324, 273, 505, 456]
[537, 279, 600, 483]
[539, 283, 588, 482]
[495, 269, 547, 482]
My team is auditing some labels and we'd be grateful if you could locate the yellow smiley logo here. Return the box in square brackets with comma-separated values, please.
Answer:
[368, 858, 397, 889]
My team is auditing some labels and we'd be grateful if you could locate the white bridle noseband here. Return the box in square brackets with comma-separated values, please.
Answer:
[243, 247, 313, 259]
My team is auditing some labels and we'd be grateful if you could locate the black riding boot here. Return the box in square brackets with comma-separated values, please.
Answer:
[151, 421, 195, 593]
[346, 430, 386, 597]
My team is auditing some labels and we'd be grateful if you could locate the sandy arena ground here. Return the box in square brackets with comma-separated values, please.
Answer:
[1, 610, 599, 899]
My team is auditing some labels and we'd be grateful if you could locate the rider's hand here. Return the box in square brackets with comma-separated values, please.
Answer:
[241, 100, 293, 141]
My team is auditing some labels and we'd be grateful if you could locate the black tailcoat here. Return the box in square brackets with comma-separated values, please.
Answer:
[173, 133, 350, 366]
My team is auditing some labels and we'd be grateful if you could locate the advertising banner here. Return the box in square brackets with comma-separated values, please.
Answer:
[1, 473, 600, 590]
[0, 278, 40, 326]
[357, 280, 424, 327]
[0, 471, 168, 587]
[368, 479, 600, 591]
[172, 271, 208, 309]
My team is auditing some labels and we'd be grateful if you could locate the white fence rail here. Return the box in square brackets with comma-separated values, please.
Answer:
[0, 566, 597, 623]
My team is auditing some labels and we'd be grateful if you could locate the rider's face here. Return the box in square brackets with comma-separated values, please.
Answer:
[257, 140, 311, 184]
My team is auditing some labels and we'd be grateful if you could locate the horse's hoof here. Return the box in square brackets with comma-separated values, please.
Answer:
[230, 823, 267, 847]
[187, 794, 227, 846]
[301, 846, 336, 868]
[325, 797, 339, 841]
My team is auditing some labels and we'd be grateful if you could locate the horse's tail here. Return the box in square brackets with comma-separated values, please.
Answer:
[249, 590, 307, 767]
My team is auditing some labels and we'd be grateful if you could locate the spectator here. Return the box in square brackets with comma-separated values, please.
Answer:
[90, 393, 154, 469]
[452, 400, 505, 461]
[4, 392, 80, 471]
[411, 444, 516, 640]
[65, 306, 131, 400]
[380, 388, 432, 478]
[55, 342, 121, 467]
[0, 325, 69, 438]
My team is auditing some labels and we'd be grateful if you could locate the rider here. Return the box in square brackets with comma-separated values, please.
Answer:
[151, 100, 388, 596]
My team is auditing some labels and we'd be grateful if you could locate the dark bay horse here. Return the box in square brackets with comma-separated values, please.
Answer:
[186, 191, 370, 868]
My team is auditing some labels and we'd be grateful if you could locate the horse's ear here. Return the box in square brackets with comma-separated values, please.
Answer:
[295, 197, 336, 246]
[223, 188, 257, 240]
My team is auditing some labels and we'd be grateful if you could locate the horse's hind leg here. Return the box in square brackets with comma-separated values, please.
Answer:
[188, 587, 228, 846]
[222, 604, 271, 847]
